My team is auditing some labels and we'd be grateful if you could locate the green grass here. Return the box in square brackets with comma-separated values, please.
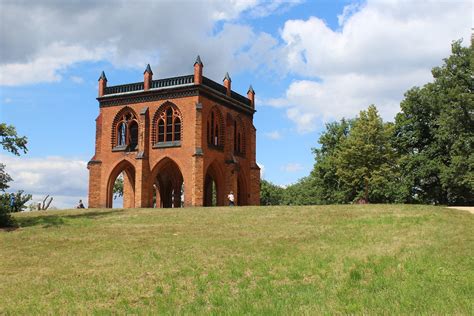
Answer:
[1, 205, 473, 314]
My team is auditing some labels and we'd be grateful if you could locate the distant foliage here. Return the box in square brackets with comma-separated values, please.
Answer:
[393, 40, 473, 205]
[261, 40, 473, 206]
[260, 179, 285, 205]
[113, 174, 124, 200]
[333, 105, 400, 203]
[0, 191, 32, 213]
[0, 123, 28, 156]
[0, 163, 12, 192]
[1, 122, 29, 227]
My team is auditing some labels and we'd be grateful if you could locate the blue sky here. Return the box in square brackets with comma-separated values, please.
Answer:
[0, 0, 471, 208]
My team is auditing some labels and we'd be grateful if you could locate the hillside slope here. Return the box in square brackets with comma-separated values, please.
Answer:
[1, 205, 473, 314]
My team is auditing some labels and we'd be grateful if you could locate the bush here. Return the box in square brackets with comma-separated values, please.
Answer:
[0, 191, 32, 227]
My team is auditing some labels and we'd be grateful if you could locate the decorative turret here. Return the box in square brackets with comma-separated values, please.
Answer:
[144, 64, 153, 91]
[194, 55, 203, 85]
[247, 85, 255, 108]
[223, 72, 231, 96]
[98, 71, 107, 97]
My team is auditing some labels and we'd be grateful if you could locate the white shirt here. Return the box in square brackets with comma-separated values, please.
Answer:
[227, 193, 235, 202]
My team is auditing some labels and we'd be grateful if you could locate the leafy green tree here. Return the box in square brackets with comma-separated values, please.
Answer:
[394, 40, 473, 205]
[113, 174, 124, 199]
[310, 119, 352, 204]
[334, 105, 399, 203]
[0, 163, 12, 192]
[260, 179, 284, 205]
[0, 191, 32, 213]
[1, 123, 28, 156]
[1, 123, 28, 227]
[282, 176, 321, 205]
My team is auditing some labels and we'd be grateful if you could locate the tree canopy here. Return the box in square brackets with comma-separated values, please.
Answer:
[1, 123, 29, 227]
[0, 123, 28, 156]
[261, 39, 473, 206]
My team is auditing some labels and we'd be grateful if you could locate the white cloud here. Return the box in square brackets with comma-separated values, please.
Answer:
[264, 130, 282, 140]
[280, 163, 304, 173]
[0, 0, 289, 86]
[269, 0, 471, 132]
[0, 43, 110, 86]
[1, 154, 88, 209]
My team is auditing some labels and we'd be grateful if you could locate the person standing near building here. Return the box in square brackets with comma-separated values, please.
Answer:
[227, 191, 235, 206]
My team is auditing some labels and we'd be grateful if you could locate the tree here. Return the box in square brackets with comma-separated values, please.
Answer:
[0, 191, 32, 213]
[310, 119, 352, 204]
[113, 173, 124, 199]
[0, 123, 28, 227]
[394, 40, 473, 205]
[0, 123, 28, 156]
[334, 105, 399, 203]
[260, 179, 284, 205]
[282, 176, 321, 205]
[0, 163, 12, 192]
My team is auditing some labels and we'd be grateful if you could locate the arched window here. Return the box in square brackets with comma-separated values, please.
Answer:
[207, 107, 223, 148]
[153, 103, 182, 147]
[113, 109, 139, 151]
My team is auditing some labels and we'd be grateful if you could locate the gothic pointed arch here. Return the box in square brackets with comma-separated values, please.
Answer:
[150, 157, 184, 208]
[106, 159, 136, 208]
[152, 101, 183, 147]
[111, 106, 139, 151]
[207, 105, 225, 149]
[204, 159, 225, 206]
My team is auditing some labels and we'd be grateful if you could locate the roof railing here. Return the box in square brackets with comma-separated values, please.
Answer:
[103, 74, 251, 107]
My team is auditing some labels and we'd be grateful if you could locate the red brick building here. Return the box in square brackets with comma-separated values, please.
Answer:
[88, 56, 260, 208]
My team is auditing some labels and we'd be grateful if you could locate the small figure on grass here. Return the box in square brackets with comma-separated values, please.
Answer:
[76, 200, 85, 209]
[227, 191, 235, 207]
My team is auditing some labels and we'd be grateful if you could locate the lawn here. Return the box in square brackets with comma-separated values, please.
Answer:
[1, 205, 473, 314]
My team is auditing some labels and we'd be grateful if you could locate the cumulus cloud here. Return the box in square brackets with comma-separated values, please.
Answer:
[0, 0, 289, 86]
[1, 154, 88, 209]
[0, 43, 109, 86]
[268, 0, 472, 132]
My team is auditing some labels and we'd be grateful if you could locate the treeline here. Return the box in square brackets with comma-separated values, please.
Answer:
[261, 40, 473, 206]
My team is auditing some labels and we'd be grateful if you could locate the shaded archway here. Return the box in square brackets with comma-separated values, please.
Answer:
[151, 157, 184, 208]
[106, 160, 136, 208]
[204, 175, 217, 206]
[237, 171, 249, 206]
[204, 161, 225, 206]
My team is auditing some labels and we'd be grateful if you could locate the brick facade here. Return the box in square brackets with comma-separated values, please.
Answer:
[88, 57, 260, 208]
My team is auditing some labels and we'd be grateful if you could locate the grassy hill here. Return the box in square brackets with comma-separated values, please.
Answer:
[1, 205, 473, 314]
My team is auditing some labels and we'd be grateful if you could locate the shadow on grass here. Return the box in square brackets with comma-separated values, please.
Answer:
[16, 210, 124, 229]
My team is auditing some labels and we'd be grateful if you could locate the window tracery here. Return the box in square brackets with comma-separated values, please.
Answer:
[112, 109, 139, 151]
[152, 102, 182, 148]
